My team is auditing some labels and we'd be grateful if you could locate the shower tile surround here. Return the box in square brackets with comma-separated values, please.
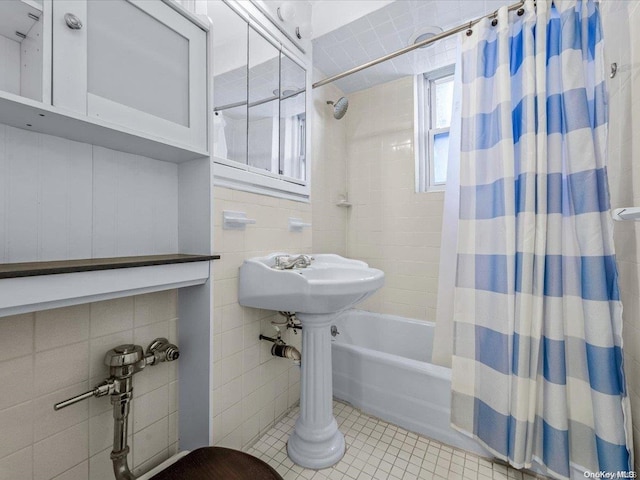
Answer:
[344, 77, 448, 322]
[0, 291, 179, 480]
[311, 72, 349, 257]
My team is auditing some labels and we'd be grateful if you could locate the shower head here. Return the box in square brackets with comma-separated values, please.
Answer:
[327, 97, 349, 120]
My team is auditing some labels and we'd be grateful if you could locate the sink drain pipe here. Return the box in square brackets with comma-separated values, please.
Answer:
[259, 333, 301, 365]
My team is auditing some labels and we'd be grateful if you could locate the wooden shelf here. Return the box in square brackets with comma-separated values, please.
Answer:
[0, 254, 220, 279]
[0, 254, 220, 317]
[0, 91, 209, 163]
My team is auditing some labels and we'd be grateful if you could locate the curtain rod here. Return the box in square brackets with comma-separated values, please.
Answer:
[312, 0, 527, 89]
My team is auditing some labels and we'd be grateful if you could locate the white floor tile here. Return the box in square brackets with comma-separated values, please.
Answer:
[245, 401, 550, 480]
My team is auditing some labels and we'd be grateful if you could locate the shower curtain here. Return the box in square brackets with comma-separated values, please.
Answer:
[447, 0, 633, 477]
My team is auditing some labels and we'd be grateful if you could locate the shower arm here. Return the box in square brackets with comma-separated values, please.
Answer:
[54, 339, 180, 480]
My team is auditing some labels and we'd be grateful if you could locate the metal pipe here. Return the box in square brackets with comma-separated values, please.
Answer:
[111, 451, 135, 480]
[111, 378, 135, 480]
[259, 334, 282, 344]
[312, 1, 526, 89]
[272, 344, 301, 363]
[259, 334, 301, 364]
[53, 339, 180, 480]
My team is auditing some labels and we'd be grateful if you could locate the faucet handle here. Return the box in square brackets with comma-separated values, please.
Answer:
[53, 380, 113, 410]
[274, 255, 290, 269]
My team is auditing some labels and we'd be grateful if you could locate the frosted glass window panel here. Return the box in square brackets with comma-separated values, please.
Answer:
[87, 0, 189, 126]
[434, 78, 453, 129]
[432, 131, 449, 185]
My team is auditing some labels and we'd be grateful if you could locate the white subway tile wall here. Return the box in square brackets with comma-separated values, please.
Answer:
[344, 76, 446, 322]
[311, 71, 348, 257]
[0, 291, 179, 480]
[212, 187, 321, 449]
[602, 0, 640, 470]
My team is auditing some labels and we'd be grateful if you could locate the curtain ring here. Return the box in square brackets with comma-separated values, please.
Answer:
[491, 8, 498, 26]
[466, 20, 473, 36]
[517, 7, 525, 16]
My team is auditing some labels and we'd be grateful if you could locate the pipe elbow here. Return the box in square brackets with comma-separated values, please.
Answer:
[111, 448, 136, 480]
[272, 344, 301, 363]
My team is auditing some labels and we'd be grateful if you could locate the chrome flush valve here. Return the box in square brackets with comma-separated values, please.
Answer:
[53, 338, 179, 411]
[147, 337, 180, 364]
[53, 338, 179, 480]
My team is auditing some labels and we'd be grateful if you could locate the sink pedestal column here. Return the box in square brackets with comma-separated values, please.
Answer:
[287, 312, 345, 469]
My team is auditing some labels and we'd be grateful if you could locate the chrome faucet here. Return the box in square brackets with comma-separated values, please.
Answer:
[274, 254, 313, 270]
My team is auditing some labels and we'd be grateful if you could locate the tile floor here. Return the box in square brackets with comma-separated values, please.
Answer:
[246, 401, 548, 480]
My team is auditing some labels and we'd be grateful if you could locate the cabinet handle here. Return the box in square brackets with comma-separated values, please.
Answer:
[64, 13, 83, 30]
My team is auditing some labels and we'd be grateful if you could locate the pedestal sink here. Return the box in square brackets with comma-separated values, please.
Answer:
[239, 253, 384, 469]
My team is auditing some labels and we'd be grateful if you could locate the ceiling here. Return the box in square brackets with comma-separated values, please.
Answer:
[310, 0, 395, 39]
[312, 0, 513, 94]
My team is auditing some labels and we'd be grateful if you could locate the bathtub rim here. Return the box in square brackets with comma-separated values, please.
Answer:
[331, 339, 451, 382]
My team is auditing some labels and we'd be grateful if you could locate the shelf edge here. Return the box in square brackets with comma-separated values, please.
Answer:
[0, 261, 212, 318]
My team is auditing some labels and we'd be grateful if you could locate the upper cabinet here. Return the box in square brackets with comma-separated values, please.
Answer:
[52, 0, 207, 151]
[211, 1, 310, 200]
[0, 0, 208, 161]
[0, 0, 49, 103]
[251, 1, 312, 54]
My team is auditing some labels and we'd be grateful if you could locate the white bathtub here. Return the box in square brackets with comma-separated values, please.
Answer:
[331, 309, 488, 456]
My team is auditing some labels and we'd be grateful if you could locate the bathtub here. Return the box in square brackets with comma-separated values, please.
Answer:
[331, 309, 488, 456]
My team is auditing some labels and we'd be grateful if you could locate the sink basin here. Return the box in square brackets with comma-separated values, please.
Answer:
[238, 253, 384, 314]
[239, 253, 384, 469]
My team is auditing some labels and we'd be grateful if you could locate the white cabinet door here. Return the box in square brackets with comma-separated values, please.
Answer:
[53, 0, 207, 151]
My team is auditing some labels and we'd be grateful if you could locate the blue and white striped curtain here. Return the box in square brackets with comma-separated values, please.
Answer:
[450, 0, 633, 478]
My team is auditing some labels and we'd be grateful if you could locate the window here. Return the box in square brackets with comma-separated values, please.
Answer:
[416, 65, 455, 192]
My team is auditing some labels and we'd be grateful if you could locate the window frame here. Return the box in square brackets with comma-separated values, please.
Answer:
[415, 64, 455, 193]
